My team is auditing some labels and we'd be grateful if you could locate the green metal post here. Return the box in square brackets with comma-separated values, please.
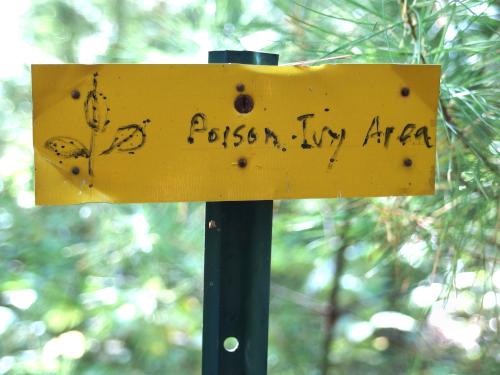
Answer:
[202, 51, 279, 375]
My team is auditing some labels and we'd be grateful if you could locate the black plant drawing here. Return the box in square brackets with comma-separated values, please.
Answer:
[45, 73, 151, 181]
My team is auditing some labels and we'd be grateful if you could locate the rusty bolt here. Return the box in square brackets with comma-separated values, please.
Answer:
[236, 83, 245, 92]
[403, 158, 413, 167]
[401, 87, 410, 97]
[234, 94, 254, 114]
[71, 89, 81, 99]
[237, 157, 248, 168]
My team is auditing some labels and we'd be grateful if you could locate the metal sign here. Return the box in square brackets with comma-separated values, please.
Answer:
[32, 64, 440, 205]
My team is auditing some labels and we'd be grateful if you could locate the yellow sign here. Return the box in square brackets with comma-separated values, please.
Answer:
[32, 64, 440, 205]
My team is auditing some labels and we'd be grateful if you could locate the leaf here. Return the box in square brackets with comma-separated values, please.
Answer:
[44, 136, 89, 159]
[84, 72, 110, 132]
[100, 120, 150, 155]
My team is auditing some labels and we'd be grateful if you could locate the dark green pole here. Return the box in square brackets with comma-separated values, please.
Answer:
[202, 50, 279, 375]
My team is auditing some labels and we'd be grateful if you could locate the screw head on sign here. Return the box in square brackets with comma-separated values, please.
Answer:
[71, 166, 80, 175]
[236, 83, 245, 92]
[403, 158, 413, 167]
[234, 94, 254, 114]
[71, 90, 81, 99]
[237, 158, 248, 168]
[401, 87, 410, 97]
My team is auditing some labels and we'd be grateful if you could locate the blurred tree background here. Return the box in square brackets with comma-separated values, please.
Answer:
[0, 0, 498, 374]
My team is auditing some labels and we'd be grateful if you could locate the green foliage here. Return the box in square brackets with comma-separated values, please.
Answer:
[0, 0, 498, 374]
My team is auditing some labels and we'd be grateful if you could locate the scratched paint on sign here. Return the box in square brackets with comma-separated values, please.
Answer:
[31, 64, 441, 205]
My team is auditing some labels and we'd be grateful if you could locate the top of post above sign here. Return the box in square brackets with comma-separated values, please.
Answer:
[208, 50, 280, 65]
[31, 63, 441, 205]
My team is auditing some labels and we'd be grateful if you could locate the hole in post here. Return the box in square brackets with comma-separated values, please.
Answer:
[223, 337, 239, 352]
[208, 220, 217, 229]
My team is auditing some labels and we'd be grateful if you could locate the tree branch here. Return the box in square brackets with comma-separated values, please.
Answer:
[320, 204, 351, 375]
[402, 2, 498, 177]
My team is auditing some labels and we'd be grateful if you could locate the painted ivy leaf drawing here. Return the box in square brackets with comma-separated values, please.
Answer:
[44, 72, 151, 181]
[100, 120, 151, 155]
[84, 73, 110, 133]
[45, 137, 90, 159]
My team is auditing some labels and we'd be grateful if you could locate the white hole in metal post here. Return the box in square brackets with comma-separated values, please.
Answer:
[223, 337, 239, 352]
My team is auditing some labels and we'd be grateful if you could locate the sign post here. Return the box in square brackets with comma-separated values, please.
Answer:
[202, 51, 278, 375]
